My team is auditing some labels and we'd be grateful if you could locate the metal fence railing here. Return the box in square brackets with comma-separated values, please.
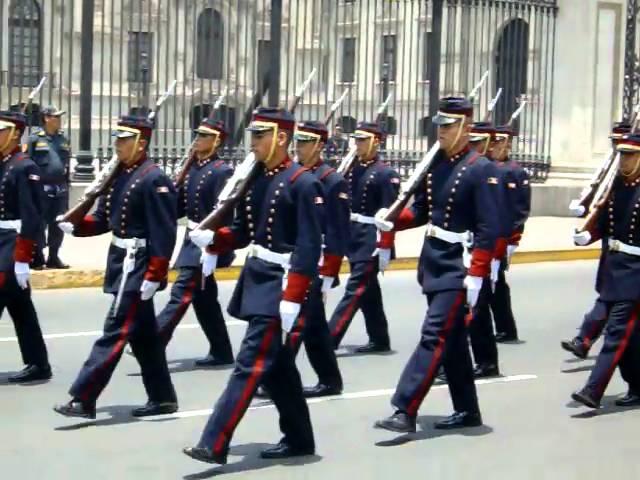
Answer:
[0, 0, 557, 182]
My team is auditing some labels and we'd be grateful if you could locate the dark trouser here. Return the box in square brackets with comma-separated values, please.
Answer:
[392, 290, 479, 417]
[35, 191, 68, 263]
[577, 297, 608, 350]
[469, 279, 499, 366]
[287, 277, 342, 388]
[492, 267, 518, 338]
[70, 292, 176, 405]
[198, 316, 314, 457]
[156, 267, 233, 361]
[328, 259, 389, 348]
[585, 301, 640, 400]
[1, 280, 49, 368]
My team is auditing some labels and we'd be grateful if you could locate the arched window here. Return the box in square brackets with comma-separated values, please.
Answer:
[337, 115, 357, 134]
[9, 0, 42, 87]
[197, 8, 224, 80]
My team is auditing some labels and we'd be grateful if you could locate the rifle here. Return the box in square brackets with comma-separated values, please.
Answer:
[324, 87, 351, 125]
[336, 90, 393, 176]
[507, 99, 527, 127]
[173, 87, 228, 187]
[382, 72, 491, 225]
[20, 76, 47, 115]
[60, 80, 177, 225]
[572, 102, 640, 216]
[483, 88, 503, 122]
[195, 69, 317, 232]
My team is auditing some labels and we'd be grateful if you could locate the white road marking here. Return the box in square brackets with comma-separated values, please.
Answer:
[139, 374, 538, 421]
[0, 320, 245, 342]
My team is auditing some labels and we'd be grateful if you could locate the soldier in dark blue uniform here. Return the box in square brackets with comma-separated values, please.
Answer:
[53, 115, 178, 419]
[183, 108, 321, 464]
[373, 97, 499, 433]
[490, 124, 531, 342]
[466, 122, 507, 378]
[0, 110, 51, 383]
[155, 118, 234, 367]
[291, 120, 348, 397]
[562, 122, 631, 359]
[327, 122, 400, 353]
[571, 132, 640, 409]
[26, 106, 70, 270]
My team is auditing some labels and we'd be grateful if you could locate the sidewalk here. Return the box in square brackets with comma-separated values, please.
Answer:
[31, 216, 600, 289]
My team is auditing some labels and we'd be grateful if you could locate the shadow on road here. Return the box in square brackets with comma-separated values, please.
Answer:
[561, 364, 595, 374]
[0, 371, 52, 387]
[374, 415, 493, 447]
[568, 394, 640, 418]
[53, 404, 179, 430]
[183, 442, 322, 479]
[126, 358, 235, 376]
[336, 345, 397, 359]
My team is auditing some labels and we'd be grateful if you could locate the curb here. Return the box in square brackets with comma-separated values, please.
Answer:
[30, 248, 600, 290]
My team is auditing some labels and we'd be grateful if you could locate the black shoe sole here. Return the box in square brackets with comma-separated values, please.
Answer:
[131, 404, 178, 417]
[260, 449, 315, 459]
[561, 341, 588, 359]
[571, 392, 599, 409]
[303, 389, 342, 398]
[8, 370, 52, 384]
[53, 406, 97, 420]
[434, 420, 482, 430]
[183, 447, 227, 465]
[373, 420, 416, 433]
[615, 398, 640, 407]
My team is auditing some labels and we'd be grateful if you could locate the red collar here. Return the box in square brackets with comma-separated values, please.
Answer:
[124, 153, 148, 173]
[265, 156, 292, 177]
[447, 145, 470, 162]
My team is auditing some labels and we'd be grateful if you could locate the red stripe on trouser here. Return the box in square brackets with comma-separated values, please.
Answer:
[583, 313, 607, 348]
[597, 305, 638, 397]
[212, 320, 278, 455]
[406, 292, 465, 417]
[80, 297, 139, 403]
[288, 314, 306, 351]
[164, 274, 197, 336]
[331, 262, 375, 338]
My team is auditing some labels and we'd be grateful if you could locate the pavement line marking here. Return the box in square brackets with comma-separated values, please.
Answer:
[139, 374, 538, 421]
[0, 320, 245, 342]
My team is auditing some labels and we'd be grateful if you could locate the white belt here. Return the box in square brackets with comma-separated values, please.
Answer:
[187, 219, 199, 230]
[111, 235, 147, 249]
[350, 213, 376, 225]
[247, 244, 291, 269]
[609, 238, 640, 256]
[425, 223, 473, 245]
[0, 219, 21, 231]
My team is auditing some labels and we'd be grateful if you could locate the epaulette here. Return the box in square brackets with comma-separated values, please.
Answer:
[319, 167, 336, 181]
[290, 166, 309, 183]
[467, 151, 481, 166]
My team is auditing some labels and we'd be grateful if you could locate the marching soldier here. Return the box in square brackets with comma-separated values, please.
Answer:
[291, 120, 347, 397]
[373, 97, 498, 433]
[184, 108, 320, 464]
[572, 132, 640, 408]
[154, 118, 234, 367]
[53, 114, 178, 419]
[0, 109, 51, 383]
[26, 106, 71, 270]
[562, 122, 631, 359]
[490, 124, 531, 342]
[327, 122, 400, 353]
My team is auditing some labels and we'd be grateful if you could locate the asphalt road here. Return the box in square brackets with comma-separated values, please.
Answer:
[1, 260, 638, 480]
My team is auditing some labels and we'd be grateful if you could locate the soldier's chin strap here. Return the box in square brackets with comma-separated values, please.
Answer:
[622, 155, 640, 179]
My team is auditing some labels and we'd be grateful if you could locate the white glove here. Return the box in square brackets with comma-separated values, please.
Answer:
[463, 275, 483, 308]
[374, 208, 394, 232]
[189, 229, 215, 248]
[569, 199, 586, 217]
[506, 245, 517, 264]
[140, 280, 160, 301]
[490, 259, 500, 291]
[201, 251, 218, 277]
[320, 276, 334, 293]
[374, 248, 392, 272]
[58, 221, 74, 235]
[573, 230, 592, 246]
[279, 300, 301, 333]
[14, 261, 30, 289]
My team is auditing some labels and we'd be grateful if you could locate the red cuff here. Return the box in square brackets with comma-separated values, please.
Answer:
[395, 208, 415, 231]
[14, 236, 35, 263]
[468, 248, 493, 277]
[207, 227, 235, 255]
[282, 271, 312, 303]
[74, 215, 100, 237]
[144, 256, 169, 282]
[494, 238, 508, 259]
[377, 231, 395, 249]
[509, 231, 522, 246]
[319, 254, 343, 277]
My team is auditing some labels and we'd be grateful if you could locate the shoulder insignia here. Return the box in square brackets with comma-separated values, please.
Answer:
[37, 131, 46, 137]
[314, 196, 324, 204]
[507, 182, 517, 189]
[156, 186, 169, 193]
[391, 177, 400, 184]
[36, 142, 48, 148]
[28, 174, 40, 181]
[523, 179, 529, 185]
[290, 167, 309, 183]
[338, 192, 349, 200]
[487, 177, 499, 185]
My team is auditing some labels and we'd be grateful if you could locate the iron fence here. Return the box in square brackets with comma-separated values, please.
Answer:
[0, 0, 557, 182]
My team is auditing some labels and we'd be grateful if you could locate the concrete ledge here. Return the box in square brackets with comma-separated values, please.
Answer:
[30, 248, 600, 290]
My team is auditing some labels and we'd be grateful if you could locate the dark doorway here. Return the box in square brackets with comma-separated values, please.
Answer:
[494, 19, 529, 128]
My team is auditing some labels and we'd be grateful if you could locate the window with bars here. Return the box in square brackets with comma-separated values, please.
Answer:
[341, 37, 356, 83]
[8, 0, 42, 88]
[380, 34, 396, 82]
[196, 8, 224, 80]
[128, 32, 154, 83]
